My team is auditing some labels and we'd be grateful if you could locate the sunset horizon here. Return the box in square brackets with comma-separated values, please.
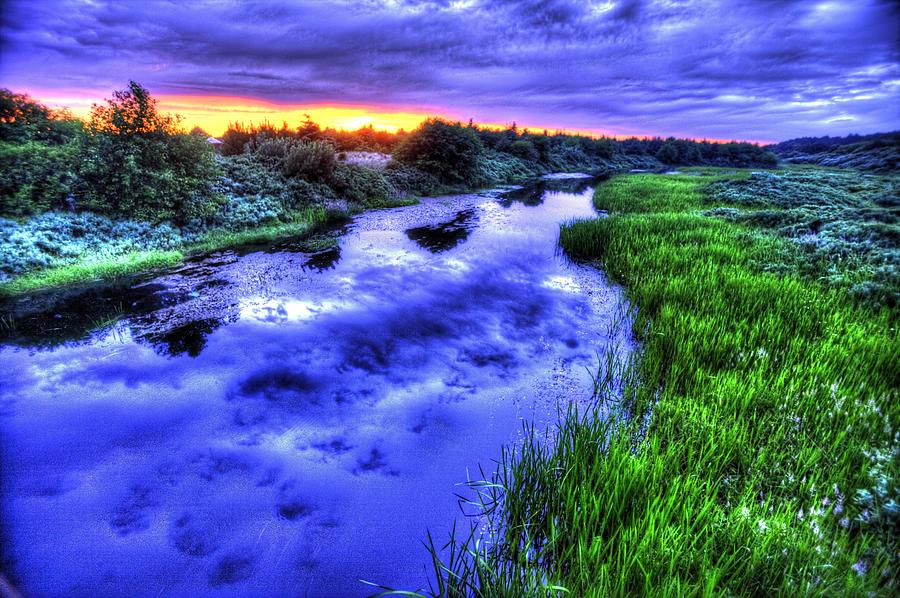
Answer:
[19, 86, 783, 144]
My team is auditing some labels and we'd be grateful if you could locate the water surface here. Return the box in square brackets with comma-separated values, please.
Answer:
[0, 177, 631, 597]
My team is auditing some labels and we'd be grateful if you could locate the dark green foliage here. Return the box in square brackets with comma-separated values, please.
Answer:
[0, 89, 82, 144]
[393, 119, 485, 186]
[239, 136, 337, 183]
[281, 140, 337, 182]
[0, 90, 82, 218]
[506, 139, 539, 162]
[383, 163, 442, 196]
[329, 163, 393, 206]
[770, 131, 900, 172]
[75, 82, 219, 224]
[216, 152, 332, 213]
[475, 150, 538, 183]
[0, 140, 78, 217]
[220, 122, 254, 156]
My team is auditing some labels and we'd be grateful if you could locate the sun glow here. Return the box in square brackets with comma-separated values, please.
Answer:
[27, 89, 629, 138]
[25, 89, 767, 143]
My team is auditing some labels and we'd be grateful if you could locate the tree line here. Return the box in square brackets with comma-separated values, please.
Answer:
[1, 81, 778, 225]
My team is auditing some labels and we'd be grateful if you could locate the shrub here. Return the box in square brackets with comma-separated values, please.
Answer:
[0, 211, 183, 279]
[475, 150, 537, 184]
[281, 140, 337, 182]
[383, 163, 442, 196]
[218, 153, 332, 212]
[0, 140, 78, 217]
[507, 139, 539, 162]
[393, 119, 484, 186]
[329, 163, 393, 206]
[0, 89, 82, 144]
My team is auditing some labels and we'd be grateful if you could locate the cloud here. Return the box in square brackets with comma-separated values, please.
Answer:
[0, 0, 898, 139]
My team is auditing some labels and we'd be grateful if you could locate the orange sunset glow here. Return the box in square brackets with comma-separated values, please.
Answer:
[28, 90, 643, 140]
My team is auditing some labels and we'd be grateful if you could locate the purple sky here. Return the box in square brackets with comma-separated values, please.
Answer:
[1, 0, 898, 141]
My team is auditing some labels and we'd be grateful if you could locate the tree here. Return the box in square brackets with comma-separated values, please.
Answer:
[656, 140, 680, 164]
[0, 89, 82, 144]
[393, 119, 484, 185]
[76, 81, 218, 223]
[0, 91, 81, 217]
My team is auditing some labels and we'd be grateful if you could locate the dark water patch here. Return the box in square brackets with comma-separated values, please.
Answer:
[303, 245, 342, 271]
[208, 549, 256, 587]
[498, 176, 602, 207]
[144, 317, 225, 358]
[110, 484, 159, 536]
[170, 514, 220, 556]
[405, 208, 477, 253]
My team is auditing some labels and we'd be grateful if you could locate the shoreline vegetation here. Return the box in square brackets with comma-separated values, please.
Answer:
[1, 82, 779, 297]
[405, 171, 898, 596]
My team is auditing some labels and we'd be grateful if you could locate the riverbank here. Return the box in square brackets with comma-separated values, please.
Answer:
[424, 168, 898, 594]
[0, 168, 606, 299]
[0, 199, 422, 298]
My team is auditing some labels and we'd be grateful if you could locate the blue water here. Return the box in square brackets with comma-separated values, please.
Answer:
[0, 178, 631, 597]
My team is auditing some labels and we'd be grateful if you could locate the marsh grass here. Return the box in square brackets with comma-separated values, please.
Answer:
[394, 171, 898, 596]
[0, 250, 184, 297]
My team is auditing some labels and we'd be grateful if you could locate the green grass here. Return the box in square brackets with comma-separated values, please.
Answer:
[404, 171, 898, 596]
[0, 250, 184, 297]
[0, 207, 332, 297]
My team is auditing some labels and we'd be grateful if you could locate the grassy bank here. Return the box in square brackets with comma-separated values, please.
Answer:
[415, 171, 898, 596]
[0, 208, 334, 297]
[0, 250, 185, 297]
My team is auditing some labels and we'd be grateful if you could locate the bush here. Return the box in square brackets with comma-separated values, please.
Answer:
[0, 211, 183, 279]
[218, 153, 332, 212]
[475, 150, 537, 183]
[393, 119, 484, 186]
[0, 140, 78, 217]
[0, 89, 82, 145]
[507, 139, 539, 162]
[281, 140, 337, 182]
[383, 163, 443, 196]
[329, 163, 393, 206]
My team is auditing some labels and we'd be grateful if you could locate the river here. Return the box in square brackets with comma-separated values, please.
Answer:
[0, 176, 632, 597]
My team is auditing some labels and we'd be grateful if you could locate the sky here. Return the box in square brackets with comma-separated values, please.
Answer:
[1, 0, 898, 142]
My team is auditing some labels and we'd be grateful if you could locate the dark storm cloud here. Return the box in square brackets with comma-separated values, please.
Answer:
[1, 0, 898, 139]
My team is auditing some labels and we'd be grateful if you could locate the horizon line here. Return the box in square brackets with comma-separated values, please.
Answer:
[19, 86, 778, 145]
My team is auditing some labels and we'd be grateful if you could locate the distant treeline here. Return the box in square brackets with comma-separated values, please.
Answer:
[768, 131, 899, 172]
[1, 81, 779, 228]
[219, 118, 779, 170]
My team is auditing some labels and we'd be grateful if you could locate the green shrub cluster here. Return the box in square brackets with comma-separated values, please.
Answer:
[393, 118, 485, 186]
[0, 140, 78, 217]
[330, 162, 393, 206]
[706, 169, 900, 307]
[1, 83, 219, 224]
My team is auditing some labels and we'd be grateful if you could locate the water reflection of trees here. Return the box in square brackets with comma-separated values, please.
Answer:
[497, 177, 599, 207]
[405, 209, 478, 253]
[0, 277, 233, 358]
